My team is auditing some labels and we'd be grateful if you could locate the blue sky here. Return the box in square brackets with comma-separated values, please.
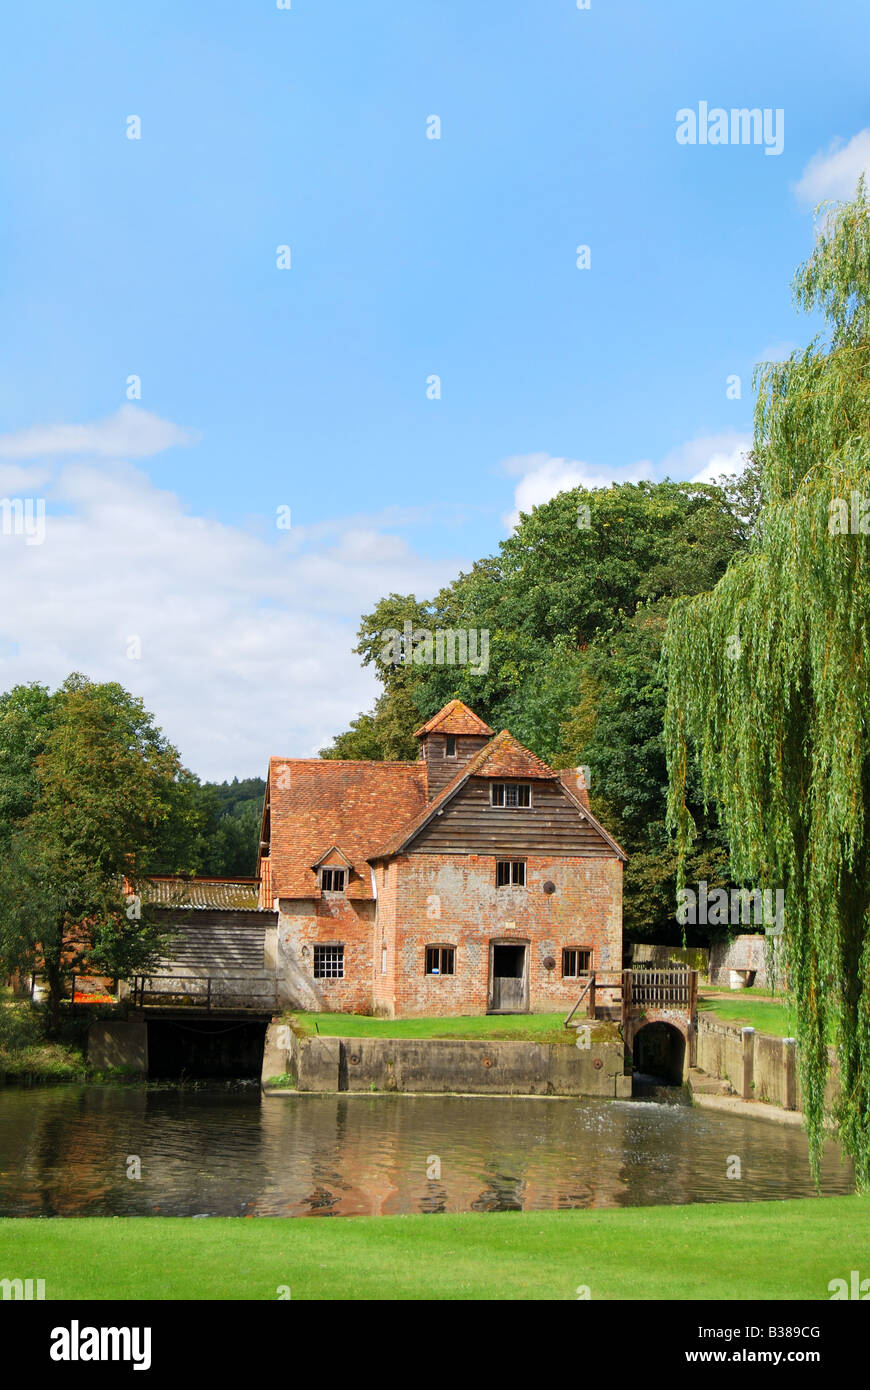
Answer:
[1, 1, 868, 777]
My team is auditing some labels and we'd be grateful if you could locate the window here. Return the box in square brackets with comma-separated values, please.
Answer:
[314, 944, 344, 978]
[425, 946, 455, 976]
[496, 860, 526, 887]
[491, 782, 531, 808]
[445, 734, 457, 757]
[320, 868, 346, 892]
[562, 948, 592, 978]
[381, 946, 387, 975]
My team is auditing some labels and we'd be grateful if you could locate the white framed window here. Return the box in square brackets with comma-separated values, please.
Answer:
[562, 947, 592, 978]
[496, 859, 526, 887]
[491, 782, 531, 808]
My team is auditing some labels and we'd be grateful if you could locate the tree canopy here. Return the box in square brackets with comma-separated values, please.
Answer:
[320, 475, 759, 940]
[664, 181, 870, 1186]
[0, 676, 198, 1025]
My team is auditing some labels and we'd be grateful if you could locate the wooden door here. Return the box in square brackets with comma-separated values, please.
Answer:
[490, 943, 528, 1012]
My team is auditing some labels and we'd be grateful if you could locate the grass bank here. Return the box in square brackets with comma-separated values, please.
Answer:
[288, 1011, 581, 1046]
[0, 1197, 865, 1300]
[0, 992, 130, 1083]
[699, 995, 796, 1037]
[0, 994, 88, 1082]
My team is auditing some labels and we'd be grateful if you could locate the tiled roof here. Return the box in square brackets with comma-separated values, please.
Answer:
[369, 730, 557, 858]
[413, 699, 494, 738]
[140, 877, 262, 911]
[465, 728, 556, 781]
[264, 759, 428, 900]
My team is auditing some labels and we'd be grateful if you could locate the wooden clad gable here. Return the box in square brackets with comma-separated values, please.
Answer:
[421, 731, 492, 798]
[409, 774, 622, 858]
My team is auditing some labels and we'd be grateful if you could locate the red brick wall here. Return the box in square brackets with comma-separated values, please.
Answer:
[277, 852, 623, 1019]
[386, 852, 623, 1018]
[371, 863, 398, 1015]
[277, 896, 376, 1014]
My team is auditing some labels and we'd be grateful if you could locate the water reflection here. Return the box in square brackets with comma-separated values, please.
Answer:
[0, 1085, 854, 1218]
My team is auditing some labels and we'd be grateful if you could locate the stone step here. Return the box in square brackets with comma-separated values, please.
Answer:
[688, 1066, 734, 1096]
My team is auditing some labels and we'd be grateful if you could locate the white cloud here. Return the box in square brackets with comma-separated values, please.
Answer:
[0, 405, 199, 459]
[498, 433, 752, 528]
[660, 432, 752, 485]
[0, 459, 461, 780]
[795, 129, 870, 205]
[500, 452, 652, 528]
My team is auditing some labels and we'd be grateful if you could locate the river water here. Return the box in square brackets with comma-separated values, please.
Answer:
[0, 1085, 854, 1217]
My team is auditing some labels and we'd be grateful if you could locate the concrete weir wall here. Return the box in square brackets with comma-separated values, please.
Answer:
[88, 1017, 148, 1073]
[695, 1015, 840, 1112]
[263, 1024, 631, 1098]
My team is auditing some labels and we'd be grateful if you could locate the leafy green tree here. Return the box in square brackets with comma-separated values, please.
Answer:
[0, 675, 196, 1028]
[327, 479, 757, 765]
[562, 605, 731, 941]
[664, 182, 870, 1185]
[322, 478, 756, 943]
[319, 686, 421, 761]
[0, 682, 56, 842]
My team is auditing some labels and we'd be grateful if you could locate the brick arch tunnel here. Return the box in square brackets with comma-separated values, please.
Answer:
[631, 1020, 686, 1086]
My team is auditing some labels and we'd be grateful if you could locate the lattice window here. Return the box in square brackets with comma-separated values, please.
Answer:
[314, 945, 344, 978]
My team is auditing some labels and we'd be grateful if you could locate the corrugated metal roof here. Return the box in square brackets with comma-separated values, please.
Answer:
[140, 877, 262, 911]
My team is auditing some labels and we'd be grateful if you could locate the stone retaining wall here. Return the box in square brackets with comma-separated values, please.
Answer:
[263, 1024, 632, 1098]
[695, 1014, 838, 1112]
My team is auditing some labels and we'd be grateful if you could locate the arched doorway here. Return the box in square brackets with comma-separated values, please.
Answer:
[632, 1021, 685, 1085]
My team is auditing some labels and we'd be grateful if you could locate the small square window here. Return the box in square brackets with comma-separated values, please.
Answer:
[425, 946, 455, 976]
[491, 783, 531, 808]
[496, 860, 526, 887]
[314, 945, 344, 978]
[562, 948, 592, 978]
[320, 868, 346, 892]
[445, 735, 456, 757]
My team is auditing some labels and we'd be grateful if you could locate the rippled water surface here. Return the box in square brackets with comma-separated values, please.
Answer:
[0, 1085, 853, 1217]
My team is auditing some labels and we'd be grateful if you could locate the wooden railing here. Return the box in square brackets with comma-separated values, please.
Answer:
[130, 974, 278, 1012]
[624, 968, 698, 1014]
[564, 968, 699, 1028]
[564, 971, 624, 1027]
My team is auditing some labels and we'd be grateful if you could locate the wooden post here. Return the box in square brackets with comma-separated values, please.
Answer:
[689, 969, 698, 1019]
[586, 974, 596, 1019]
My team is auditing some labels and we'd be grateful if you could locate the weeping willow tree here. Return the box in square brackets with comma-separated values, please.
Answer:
[664, 181, 870, 1187]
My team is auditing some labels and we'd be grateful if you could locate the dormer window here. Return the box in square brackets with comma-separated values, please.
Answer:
[320, 868, 346, 893]
[445, 735, 456, 758]
[491, 783, 531, 808]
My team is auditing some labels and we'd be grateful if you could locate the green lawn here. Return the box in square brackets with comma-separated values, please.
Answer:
[699, 995, 796, 1037]
[288, 1010, 582, 1046]
[1, 1197, 866, 1300]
